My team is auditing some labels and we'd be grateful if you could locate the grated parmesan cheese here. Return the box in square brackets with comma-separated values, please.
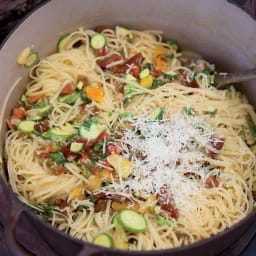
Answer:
[101, 112, 220, 212]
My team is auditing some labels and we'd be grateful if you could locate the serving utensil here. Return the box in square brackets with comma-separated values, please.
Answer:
[215, 68, 256, 88]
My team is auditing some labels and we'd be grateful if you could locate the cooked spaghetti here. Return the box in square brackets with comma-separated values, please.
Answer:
[5, 26, 256, 250]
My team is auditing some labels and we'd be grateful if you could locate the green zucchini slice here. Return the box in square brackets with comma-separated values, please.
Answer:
[92, 233, 114, 248]
[90, 33, 107, 50]
[17, 120, 36, 133]
[118, 209, 147, 232]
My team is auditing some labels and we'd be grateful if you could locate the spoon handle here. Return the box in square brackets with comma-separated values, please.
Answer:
[216, 68, 256, 88]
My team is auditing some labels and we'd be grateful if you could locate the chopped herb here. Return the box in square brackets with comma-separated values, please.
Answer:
[124, 84, 142, 98]
[155, 215, 172, 226]
[92, 217, 97, 225]
[26, 205, 40, 215]
[163, 72, 179, 80]
[118, 112, 133, 120]
[162, 54, 174, 61]
[88, 194, 95, 203]
[50, 152, 66, 163]
[83, 167, 92, 178]
[93, 142, 104, 153]
[183, 106, 195, 116]
[152, 79, 165, 88]
[246, 115, 256, 137]
[83, 118, 100, 130]
[35, 100, 46, 108]
[42, 204, 55, 220]
[166, 39, 180, 52]
[81, 92, 92, 104]
[143, 63, 154, 70]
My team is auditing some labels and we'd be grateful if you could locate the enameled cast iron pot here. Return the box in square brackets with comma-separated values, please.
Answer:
[0, 1, 256, 255]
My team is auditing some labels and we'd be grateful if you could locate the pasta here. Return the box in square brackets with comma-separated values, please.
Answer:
[5, 26, 256, 250]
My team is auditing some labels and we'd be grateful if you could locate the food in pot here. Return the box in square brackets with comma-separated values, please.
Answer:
[5, 26, 256, 250]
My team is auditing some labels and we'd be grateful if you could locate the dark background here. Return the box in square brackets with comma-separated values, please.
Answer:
[0, 0, 255, 255]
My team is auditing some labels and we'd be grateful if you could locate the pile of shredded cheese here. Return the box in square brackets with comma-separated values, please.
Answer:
[102, 112, 221, 211]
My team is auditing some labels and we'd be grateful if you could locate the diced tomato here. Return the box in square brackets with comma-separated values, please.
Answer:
[107, 143, 121, 155]
[185, 80, 200, 88]
[94, 47, 108, 57]
[60, 83, 75, 95]
[95, 199, 107, 212]
[129, 64, 141, 77]
[35, 145, 51, 158]
[80, 153, 88, 165]
[205, 175, 219, 188]
[157, 184, 179, 219]
[95, 130, 110, 143]
[97, 54, 122, 69]
[7, 116, 20, 130]
[34, 119, 49, 133]
[126, 53, 144, 66]
[103, 159, 112, 168]
[62, 143, 78, 160]
[109, 53, 144, 75]
[207, 137, 225, 158]
[95, 25, 107, 33]
[12, 107, 26, 120]
[27, 94, 44, 104]
[75, 138, 91, 150]
[55, 198, 66, 208]
[77, 76, 89, 87]
[54, 167, 66, 176]
[151, 69, 163, 78]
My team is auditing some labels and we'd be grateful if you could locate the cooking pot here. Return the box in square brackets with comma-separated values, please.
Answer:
[0, 0, 256, 255]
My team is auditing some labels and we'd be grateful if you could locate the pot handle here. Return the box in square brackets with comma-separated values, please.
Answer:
[230, 0, 256, 18]
[0, 177, 56, 256]
[77, 246, 111, 256]
[0, 177, 31, 255]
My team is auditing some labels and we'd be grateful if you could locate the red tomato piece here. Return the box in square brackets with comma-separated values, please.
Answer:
[60, 83, 75, 95]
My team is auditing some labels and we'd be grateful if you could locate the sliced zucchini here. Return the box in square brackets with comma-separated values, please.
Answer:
[118, 209, 147, 232]
[78, 118, 105, 140]
[24, 52, 39, 68]
[107, 154, 133, 179]
[92, 233, 114, 248]
[70, 142, 84, 153]
[90, 33, 107, 50]
[42, 128, 74, 140]
[38, 104, 54, 117]
[155, 215, 172, 227]
[163, 71, 179, 80]
[124, 74, 140, 96]
[125, 73, 137, 81]
[149, 107, 164, 120]
[139, 68, 150, 79]
[17, 120, 36, 133]
[58, 91, 81, 105]
[17, 47, 31, 65]
[116, 26, 129, 37]
[76, 81, 84, 91]
[57, 33, 70, 52]
[116, 26, 135, 42]
[111, 213, 120, 225]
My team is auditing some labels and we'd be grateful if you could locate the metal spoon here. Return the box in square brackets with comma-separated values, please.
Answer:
[181, 51, 256, 89]
[215, 68, 256, 89]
